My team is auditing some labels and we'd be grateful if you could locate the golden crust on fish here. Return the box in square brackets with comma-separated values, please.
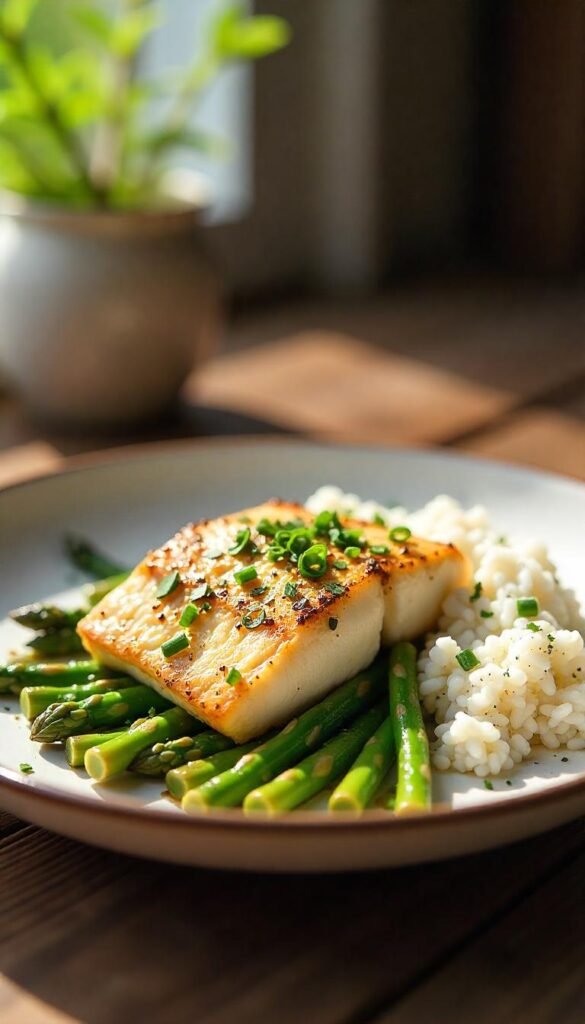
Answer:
[78, 500, 468, 741]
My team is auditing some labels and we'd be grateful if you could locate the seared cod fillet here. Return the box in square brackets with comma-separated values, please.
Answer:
[78, 501, 468, 741]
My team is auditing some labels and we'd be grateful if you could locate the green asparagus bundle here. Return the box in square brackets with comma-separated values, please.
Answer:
[243, 703, 385, 815]
[329, 714, 395, 813]
[9, 570, 128, 664]
[66, 730, 125, 767]
[182, 661, 385, 812]
[11, 603, 85, 631]
[131, 730, 234, 777]
[85, 572, 130, 607]
[389, 642, 431, 814]
[84, 707, 198, 782]
[166, 741, 259, 799]
[31, 685, 171, 742]
[20, 677, 132, 721]
[0, 659, 112, 694]
[65, 535, 128, 579]
[26, 628, 85, 657]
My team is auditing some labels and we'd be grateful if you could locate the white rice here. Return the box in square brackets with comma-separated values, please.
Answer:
[306, 486, 585, 777]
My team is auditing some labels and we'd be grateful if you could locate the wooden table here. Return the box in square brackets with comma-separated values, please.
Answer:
[1, 281, 584, 1024]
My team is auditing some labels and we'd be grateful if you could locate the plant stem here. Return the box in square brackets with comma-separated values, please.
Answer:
[0, 26, 101, 204]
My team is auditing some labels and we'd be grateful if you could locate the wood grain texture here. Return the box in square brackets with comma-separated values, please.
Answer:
[376, 839, 585, 1024]
[458, 408, 585, 480]
[0, 815, 583, 1024]
[195, 331, 511, 444]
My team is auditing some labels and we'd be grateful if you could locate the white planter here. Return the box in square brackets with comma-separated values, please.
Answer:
[0, 192, 219, 426]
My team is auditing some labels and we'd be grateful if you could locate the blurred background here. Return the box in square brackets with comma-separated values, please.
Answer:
[0, 0, 583, 482]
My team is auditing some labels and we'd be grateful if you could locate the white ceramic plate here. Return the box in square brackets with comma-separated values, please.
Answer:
[1, 439, 584, 871]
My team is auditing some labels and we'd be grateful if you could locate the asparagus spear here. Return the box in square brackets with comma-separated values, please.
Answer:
[328, 715, 395, 813]
[85, 572, 130, 607]
[30, 685, 171, 742]
[243, 704, 385, 815]
[167, 741, 259, 799]
[182, 661, 385, 812]
[27, 628, 85, 657]
[84, 707, 198, 782]
[389, 642, 431, 814]
[21, 677, 132, 721]
[65, 535, 128, 579]
[11, 603, 85, 631]
[0, 659, 111, 694]
[66, 730, 125, 767]
[10, 572, 129, 640]
[131, 730, 234, 776]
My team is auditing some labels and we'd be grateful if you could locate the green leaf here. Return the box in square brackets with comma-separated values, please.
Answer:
[70, 5, 113, 47]
[111, 4, 162, 58]
[130, 125, 226, 158]
[55, 49, 109, 126]
[214, 5, 291, 61]
[27, 43, 63, 101]
[0, 0, 39, 36]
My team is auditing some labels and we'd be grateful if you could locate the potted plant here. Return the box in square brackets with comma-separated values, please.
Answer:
[0, 0, 289, 426]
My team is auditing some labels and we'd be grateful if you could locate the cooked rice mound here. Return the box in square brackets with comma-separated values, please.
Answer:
[306, 487, 585, 777]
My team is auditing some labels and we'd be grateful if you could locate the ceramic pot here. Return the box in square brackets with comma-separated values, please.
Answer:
[0, 190, 219, 426]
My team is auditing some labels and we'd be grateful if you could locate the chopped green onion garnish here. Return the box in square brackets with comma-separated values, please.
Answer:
[250, 585, 268, 597]
[328, 617, 338, 631]
[456, 648, 480, 671]
[155, 571, 181, 599]
[344, 546, 361, 559]
[389, 526, 411, 543]
[234, 566, 258, 586]
[370, 544, 389, 555]
[483, 779, 494, 791]
[226, 667, 242, 686]
[179, 603, 199, 627]
[480, 610, 494, 619]
[257, 518, 277, 537]
[298, 543, 328, 579]
[266, 545, 286, 562]
[287, 528, 314, 558]
[275, 529, 293, 548]
[201, 601, 212, 612]
[191, 582, 209, 601]
[332, 559, 348, 570]
[470, 581, 482, 602]
[228, 527, 251, 555]
[314, 510, 341, 535]
[517, 597, 539, 617]
[241, 606, 267, 629]
[284, 581, 298, 599]
[323, 581, 345, 596]
[341, 529, 365, 549]
[373, 513, 386, 526]
[161, 632, 189, 658]
[19, 762, 33, 774]
[526, 622, 541, 633]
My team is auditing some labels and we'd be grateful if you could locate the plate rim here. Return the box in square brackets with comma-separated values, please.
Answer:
[1, 436, 584, 836]
[1, 433, 584, 502]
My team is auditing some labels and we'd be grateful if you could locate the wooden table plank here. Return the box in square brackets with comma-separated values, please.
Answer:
[456, 408, 585, 480]
[0, 443, 63, 488]
[193, 332, 512, 444]
[376, 841, 585, 1024]
[0, 819, 583, 1024]
[224, 282, 585, 399]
